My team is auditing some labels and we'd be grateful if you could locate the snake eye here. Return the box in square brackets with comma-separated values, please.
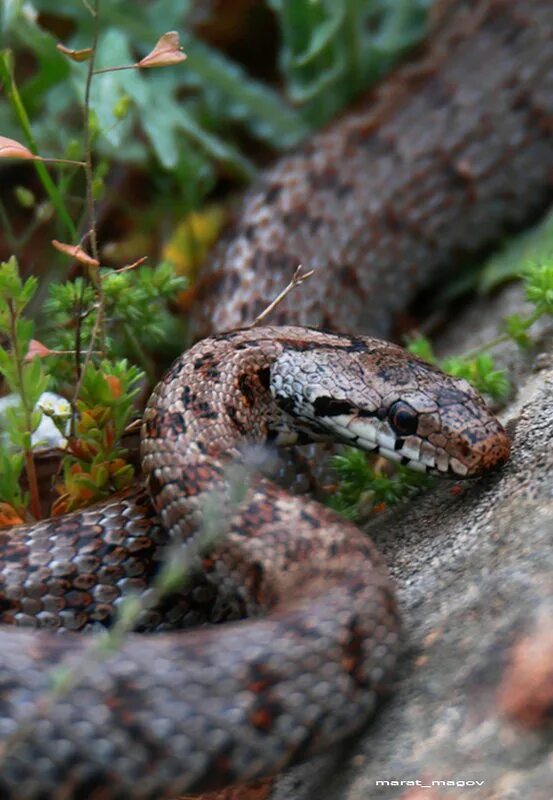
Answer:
[388, 400, 418, 437]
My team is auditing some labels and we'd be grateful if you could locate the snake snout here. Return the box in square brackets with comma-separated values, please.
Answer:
[403, 380, 512, 478]
[447, 418, 511, 478]
[440, 398, 511, 478]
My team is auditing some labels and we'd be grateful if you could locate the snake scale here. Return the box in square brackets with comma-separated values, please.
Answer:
[0, 0, 551, 797]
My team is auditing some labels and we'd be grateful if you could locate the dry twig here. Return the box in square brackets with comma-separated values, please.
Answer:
[247, 264, 314, 328]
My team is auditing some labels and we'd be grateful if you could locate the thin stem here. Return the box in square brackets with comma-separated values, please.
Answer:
[0, 198, 16, 245]
[458, 333, 510, 362]
[73, 0, 105, 406]
[8, 302, 41, 519]
[73, 280, 87, 385]
[73, 301, 103, 408]
[113, 256, 148, 274]
[83, 1, 101, 266]
[0, 198, 43, 251]
[0, 53, 77, 238]
[93, 63, 137, 74]
[248, 264, 314, 328]
[460, 308, 543, 361]
[45, 348, 101, 357]
[38, 157, 87, 167]
[123, 324, 157, 386]
[23, 449, 41, 519]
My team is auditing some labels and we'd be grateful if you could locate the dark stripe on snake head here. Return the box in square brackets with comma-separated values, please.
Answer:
[238, 374, 256, 407]
[313, 397, 355, 417]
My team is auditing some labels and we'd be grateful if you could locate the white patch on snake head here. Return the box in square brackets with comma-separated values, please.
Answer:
[270, 348, 380, 444]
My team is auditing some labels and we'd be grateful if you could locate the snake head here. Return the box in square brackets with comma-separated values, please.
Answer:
[270, 332, 510, 478]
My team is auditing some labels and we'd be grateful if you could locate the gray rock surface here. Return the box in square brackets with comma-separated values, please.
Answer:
[273, 283, 553, 800]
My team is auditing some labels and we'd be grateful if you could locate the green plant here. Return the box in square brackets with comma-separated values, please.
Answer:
[1, 0, 432, 183]
[0, 256, 49, 519]
[0, 255, 153, 519]
[329, 447, 432, 521]
[477, 207, 553, 293]
[0, 0, 306, 183]
[269, 0, 432, 126]
[408, 257, 553, 402]
[53, 359, 142, 514]
[45, 261, 186, 385]
[331, 251, 553, 521]
[0, 7, 192, 521]
[0, 0, 435, 525]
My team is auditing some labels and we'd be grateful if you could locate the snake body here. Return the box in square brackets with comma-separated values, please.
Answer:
[0, 328, 509, 797]
[0, 0, 551, 796]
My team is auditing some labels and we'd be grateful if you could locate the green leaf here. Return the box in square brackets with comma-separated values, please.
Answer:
[406, 335, 437, 364]
[148, 103, 256, 179]
[0, 49, 77, 237]
[92, 464, 109, 488]
[14, 317, 34, 352]
[0, 449, 27, 509]
[20, 274, 39, 306]
[30, 409, 43, 433]
[0, 346, 12, 375]
[503, 313, 531, 349]
[83, 29, 138, 150]
[525, 261, 553, 316]
[329, 447, 433, 521]
[0, 255, 22, 300]
[269, 0, 431, 126]
[478, 207, 553, 293]
[72, 473, 101, 494]
[180, 35, 309, 150]
[22, 357, 49, 407]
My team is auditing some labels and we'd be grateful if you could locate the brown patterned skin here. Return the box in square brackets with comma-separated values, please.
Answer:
[192, 0, 553, 338]
[0, 327, 510, 798]
[0, 0, 546, 795]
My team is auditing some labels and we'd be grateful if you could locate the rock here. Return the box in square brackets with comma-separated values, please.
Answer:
[272, 282, 553, 799]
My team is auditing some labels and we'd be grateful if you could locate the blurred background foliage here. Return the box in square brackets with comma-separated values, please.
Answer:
[2, 0, 552, 521]
[1, 0, 432, 232]
[0, 0, 433, 515]
[1, 0, 431, 167]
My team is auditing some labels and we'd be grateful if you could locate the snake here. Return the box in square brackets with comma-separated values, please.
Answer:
[0, 0, 551, 797]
